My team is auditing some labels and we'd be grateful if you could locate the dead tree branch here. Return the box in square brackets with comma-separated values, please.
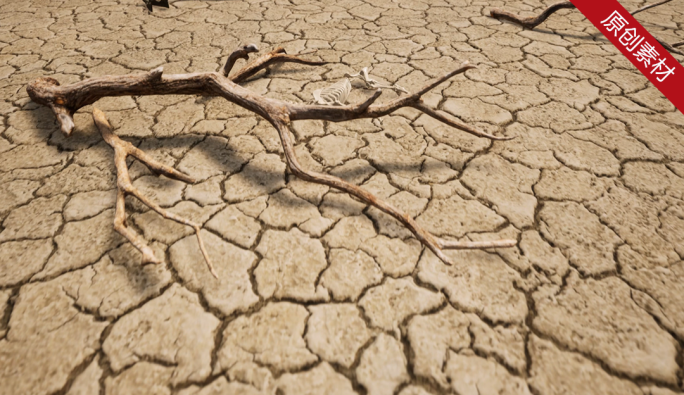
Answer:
[27, 46, 516, 273]
[92, 108, 218, 278]
[269, 118, 516, 265]
[489, 0, 684, 56]
[222, 43, 259, 77]
[490, 1, 576, 30]
[228, 45, 328, 83]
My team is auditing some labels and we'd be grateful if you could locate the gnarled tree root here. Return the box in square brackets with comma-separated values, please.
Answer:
[490, 0, 684, 56]
[28, 44, 517, 275]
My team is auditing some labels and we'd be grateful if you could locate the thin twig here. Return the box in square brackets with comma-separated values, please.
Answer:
[631, 0, 674, 15]
[412, 103, 514, 141]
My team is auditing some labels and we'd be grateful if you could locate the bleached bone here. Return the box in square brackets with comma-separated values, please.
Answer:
[345, 67, 409, 94]
[312, 78, 352, 105]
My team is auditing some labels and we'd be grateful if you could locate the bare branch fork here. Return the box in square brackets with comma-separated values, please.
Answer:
[93, 107, 218, 278]
[27, 45, 516, 274]
[490, 0, 684, 56]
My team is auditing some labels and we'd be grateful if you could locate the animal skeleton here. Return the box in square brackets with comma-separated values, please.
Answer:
[27, 44, 517, 278]
[312, 78, 352, 106]
[312, 67, 408, 106]
[345, 67, 409, 94]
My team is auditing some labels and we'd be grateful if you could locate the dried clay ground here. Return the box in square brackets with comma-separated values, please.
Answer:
[1, 0, 684, 394]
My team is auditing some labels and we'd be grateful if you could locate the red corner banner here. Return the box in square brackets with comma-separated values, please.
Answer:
[570, 0, 683, 113]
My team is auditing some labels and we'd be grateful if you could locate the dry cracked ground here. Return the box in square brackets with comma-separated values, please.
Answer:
[0, 0, 684, 394]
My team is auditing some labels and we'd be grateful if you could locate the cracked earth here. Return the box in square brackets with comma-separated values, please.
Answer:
[0, 0, 684, 394]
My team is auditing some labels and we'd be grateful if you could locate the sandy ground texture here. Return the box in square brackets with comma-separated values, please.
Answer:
[1, 0, 684, 394]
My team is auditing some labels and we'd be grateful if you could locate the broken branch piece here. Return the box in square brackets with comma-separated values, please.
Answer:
[489, 1, 576, 30]
[27, 45, 516, 274]
[489, 0, 684, 56]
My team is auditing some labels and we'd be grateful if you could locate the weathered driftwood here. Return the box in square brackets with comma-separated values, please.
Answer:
[27, 44, 516, 275]
[490, 0, 684, 56]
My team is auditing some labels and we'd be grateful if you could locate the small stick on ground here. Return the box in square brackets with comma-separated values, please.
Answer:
[92, 107, 218, 278]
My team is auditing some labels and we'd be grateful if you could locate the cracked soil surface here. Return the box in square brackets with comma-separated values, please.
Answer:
[1, 0, 684, 394]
